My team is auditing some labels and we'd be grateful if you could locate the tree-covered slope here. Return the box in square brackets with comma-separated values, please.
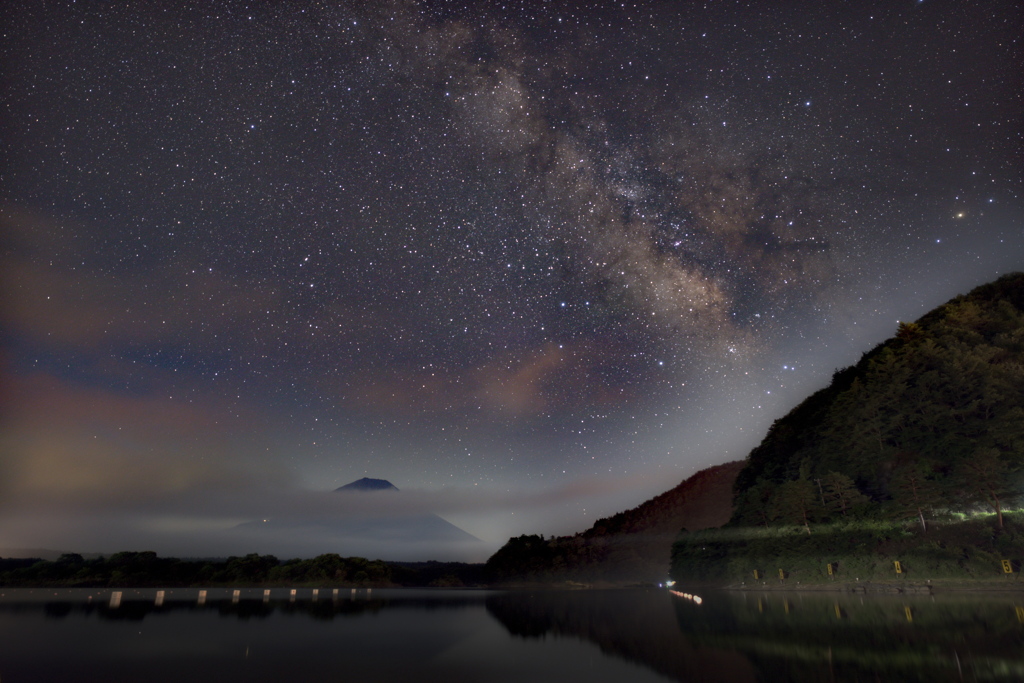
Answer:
[730, 272, 1024, 530]
[669, 274, 1024, 587]
[486, 460, 743, 584]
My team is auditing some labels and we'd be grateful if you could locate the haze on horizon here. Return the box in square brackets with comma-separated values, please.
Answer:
[1, 0, 1021, 562]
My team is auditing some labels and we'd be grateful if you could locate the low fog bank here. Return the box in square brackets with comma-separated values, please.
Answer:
[0, 473, 669, 563]
[0, 509, 492, 563]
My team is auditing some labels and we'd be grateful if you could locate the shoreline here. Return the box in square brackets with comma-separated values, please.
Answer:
[713, 578, 1024, 594]
[2, 579, 1024, 594]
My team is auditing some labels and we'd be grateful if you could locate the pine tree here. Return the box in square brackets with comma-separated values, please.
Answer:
[770, 480, 821, 534]
[735, 479, 777, 528]
[955, 448, 1018, 528]
[890, 461, 943, 532]
[821, 471, 868, 517]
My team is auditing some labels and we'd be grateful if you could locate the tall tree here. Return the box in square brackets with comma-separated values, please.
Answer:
[821, 471, 868, 517]
[890, 461, 943, 532]
[771, 480, 821, 534]
[955, 448, 1018, 528]
[734, 479, 777, 528]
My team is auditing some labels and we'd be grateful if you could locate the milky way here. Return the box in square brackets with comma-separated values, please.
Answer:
[1, 1, 1020, 557]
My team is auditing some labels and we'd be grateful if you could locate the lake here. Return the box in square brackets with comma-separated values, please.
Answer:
[0, 586, 1022, 682]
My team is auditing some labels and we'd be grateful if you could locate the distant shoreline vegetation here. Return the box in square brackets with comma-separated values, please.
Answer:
[0, 552, 486, 589]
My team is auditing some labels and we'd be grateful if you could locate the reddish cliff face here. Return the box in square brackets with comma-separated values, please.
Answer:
[489, 460, 744, 586]
[587, 460, 745, 538]
[574, 460, 745, 584]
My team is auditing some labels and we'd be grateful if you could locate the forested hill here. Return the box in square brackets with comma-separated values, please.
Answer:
[486, 460, 743, 585]
[730, 272, 1024, 529]
[583, 461, 742, 539]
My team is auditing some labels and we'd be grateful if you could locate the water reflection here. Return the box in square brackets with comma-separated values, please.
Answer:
[0, 588, 1021, 682]
[671, 590, 1024, 682]
[17, 587, 484, 622]
[486, 589, 758, 681]
[0, 588, 668, 683]
[486, 588, 1024, 682]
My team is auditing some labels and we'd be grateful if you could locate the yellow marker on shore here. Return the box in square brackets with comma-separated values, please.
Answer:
[1002, 559, 1013, 574]
[894, 560, 903, 574]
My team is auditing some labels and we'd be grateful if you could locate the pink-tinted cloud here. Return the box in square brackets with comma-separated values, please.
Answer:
[318, 340, 636, 419]
[0, 370, 287, 508]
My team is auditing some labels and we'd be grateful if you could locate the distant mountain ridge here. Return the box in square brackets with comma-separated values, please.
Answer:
[335, 478, 399, 492]
[233, 477, 480, 560]
[582, 461, 744, 540]
[0, 548, 104, 562]
[486, 460, 744, 584]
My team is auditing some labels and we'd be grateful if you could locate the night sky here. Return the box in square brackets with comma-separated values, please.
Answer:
[2, 1, 1021, 560]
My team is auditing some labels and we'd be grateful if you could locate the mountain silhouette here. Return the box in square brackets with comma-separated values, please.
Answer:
[335, 477, 400, 492]
[234, 478, 480, 560]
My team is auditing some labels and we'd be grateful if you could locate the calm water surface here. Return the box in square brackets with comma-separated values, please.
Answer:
[0, 586, 1022, 682]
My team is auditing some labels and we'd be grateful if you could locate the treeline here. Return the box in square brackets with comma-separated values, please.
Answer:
[485, 523, 662, 584]
[672, 515, 1024, 585]
[485, 534, 600, 583]
[0, 551, 485, 588]
[732, 272, 1024, 532]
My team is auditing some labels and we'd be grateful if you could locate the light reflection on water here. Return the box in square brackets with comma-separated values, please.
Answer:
[0, 587, 1021, 682]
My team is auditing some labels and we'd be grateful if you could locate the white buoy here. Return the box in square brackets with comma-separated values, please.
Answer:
[109, 591, 122, 608]
[263, 588, 271, 603]
[232, 589, 240, 603]
[197, 590, 207, 606]
[155, 590, 165, 607]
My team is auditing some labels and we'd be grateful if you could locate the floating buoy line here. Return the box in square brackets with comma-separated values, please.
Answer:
[670, 590, 703, 605]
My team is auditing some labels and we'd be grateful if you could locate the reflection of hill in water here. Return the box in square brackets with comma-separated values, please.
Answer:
[13, 589, 489, 623]
[485, 589, 1024, 683]
[10, 588, 1024, 682]
[486, 589, 758, 682]
[670, 591, 1024, 682]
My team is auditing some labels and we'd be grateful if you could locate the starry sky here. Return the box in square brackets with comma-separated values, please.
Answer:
[1, 0, 1021, 560]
